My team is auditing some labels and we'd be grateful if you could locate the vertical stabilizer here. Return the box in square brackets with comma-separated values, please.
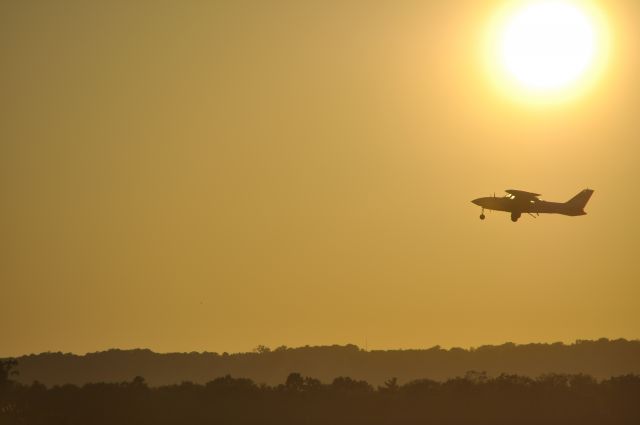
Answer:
[565, 189, 594, 215]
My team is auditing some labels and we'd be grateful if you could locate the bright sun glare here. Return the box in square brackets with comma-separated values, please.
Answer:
[487, 0, 609, 101]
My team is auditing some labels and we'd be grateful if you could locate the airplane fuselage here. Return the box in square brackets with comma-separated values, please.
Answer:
[471, 197, 586, 216]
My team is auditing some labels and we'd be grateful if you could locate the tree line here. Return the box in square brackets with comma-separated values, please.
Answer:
[1, 359, 639, 425]
[10, 338, 640, 387]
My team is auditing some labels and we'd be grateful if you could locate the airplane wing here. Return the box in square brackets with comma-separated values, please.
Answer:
[505, 189, 541, 200]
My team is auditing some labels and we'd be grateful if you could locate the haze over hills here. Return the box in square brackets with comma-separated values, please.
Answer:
[9, 338, 640, 387]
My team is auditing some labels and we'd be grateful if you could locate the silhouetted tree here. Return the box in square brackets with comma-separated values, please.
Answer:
[379, 377, 399, 393]
[254, 345, 271, 354]
[0, 359, 20, 423]
[0, 359, 18, 388]
[331, 376, 373, 394]
[285, 372, 304, 392]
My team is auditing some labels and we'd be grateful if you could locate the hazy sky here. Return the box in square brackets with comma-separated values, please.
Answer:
[2, 1, 639, 356]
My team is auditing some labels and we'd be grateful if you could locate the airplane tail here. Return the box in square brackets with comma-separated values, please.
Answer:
[564, 189, 594, 215]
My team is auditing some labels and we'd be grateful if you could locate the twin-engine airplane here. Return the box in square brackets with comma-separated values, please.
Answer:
[472, 189, 594, 222]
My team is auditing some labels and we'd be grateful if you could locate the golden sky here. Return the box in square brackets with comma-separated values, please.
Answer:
[2, 0, 639, 356]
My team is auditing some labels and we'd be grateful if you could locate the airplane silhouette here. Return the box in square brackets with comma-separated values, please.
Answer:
[472, 189, 594, 222]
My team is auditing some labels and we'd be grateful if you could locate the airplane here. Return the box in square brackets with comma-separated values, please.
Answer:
[471, 189, 594, 222]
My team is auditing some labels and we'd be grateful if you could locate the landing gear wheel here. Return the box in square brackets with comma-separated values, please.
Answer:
[480, 214, 485, 220]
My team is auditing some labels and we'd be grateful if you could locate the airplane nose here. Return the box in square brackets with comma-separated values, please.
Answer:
[471, 198, 482, 206]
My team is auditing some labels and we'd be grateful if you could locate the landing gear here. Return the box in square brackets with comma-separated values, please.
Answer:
[511, 212, 521, 222]
[479, 208, 485, 220]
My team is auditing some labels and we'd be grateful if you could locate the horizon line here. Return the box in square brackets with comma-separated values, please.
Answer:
[4, 336, 638, 358]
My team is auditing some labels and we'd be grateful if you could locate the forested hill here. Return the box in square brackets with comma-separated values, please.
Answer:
[9, 339, 640, 387]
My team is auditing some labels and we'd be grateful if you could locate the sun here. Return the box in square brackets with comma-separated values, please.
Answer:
[501, 1, 595, 90]
[484, 0, 609, 102]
